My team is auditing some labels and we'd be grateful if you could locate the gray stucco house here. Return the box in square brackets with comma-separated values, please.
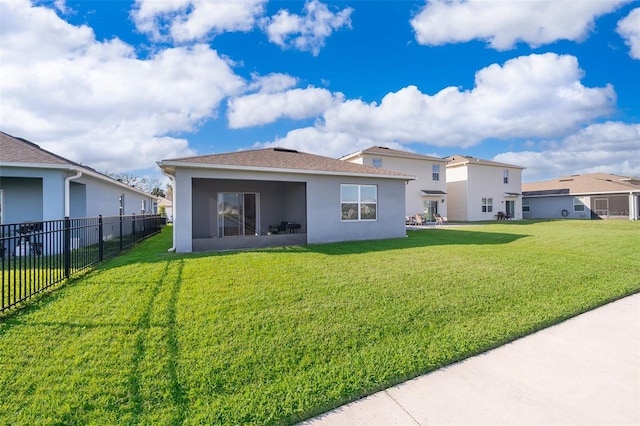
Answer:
[522, 173, 640, 220]
[158, 147, 413, 253]
[0, 131, 157, 224]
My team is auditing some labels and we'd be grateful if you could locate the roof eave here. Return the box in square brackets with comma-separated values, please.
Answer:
[158, 160, 415, 180]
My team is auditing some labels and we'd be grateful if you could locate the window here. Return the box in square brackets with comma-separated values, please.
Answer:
[482, 197, 493, 213]
[372, 158, 382, 169]
[119, 193, 125, 215]
[341, 184, 377, 221]
[573, 197, 585, 212]
[503, 169, 509, 184]
[432, 164, 440, 181]
[522, 199, 530, 212]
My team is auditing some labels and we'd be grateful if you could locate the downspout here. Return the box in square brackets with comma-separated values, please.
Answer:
[64, 170, 82, 217]
[161, 167, 177, 252]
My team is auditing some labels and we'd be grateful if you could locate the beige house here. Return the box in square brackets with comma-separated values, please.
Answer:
[522, 173, 640, 220]
[340, 146, 447, 222]
[445, 155, 524, 221]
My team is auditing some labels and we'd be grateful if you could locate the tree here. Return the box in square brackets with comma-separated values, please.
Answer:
[105, 172, 163, 195]
[151, 187, 165, 198]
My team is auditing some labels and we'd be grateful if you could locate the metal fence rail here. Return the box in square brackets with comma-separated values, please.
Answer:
[1, 214, 165, 313]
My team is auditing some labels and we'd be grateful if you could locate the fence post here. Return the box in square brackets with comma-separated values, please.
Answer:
[98, 215, 104, 261]
[132, 213, 136, 243]
[64, 216, 71, 279]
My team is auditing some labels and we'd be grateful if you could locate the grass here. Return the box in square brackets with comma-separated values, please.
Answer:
[0, 220, 638, 425]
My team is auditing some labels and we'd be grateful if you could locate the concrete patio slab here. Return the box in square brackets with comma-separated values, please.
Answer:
[301, 292, 640, 425]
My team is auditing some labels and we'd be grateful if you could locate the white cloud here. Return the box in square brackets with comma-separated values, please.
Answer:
[246, 73, 298, 93]
[495, 122, 640, 182]
[411, 0, 630, 50]
[617, 8, 640, 59]
[0, 0, 245, 172]
[132, 0, 266, 42]
[248, 53, 616, 159]
[228, 86, 340, 128]
[261, 0, 353, 55]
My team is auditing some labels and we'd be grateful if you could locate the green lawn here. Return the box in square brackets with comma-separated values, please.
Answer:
[0, 221, 638, 425]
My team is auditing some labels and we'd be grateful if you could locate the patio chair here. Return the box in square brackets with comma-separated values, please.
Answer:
[434, 214, 444, 225]
[414, 214, 425, 225]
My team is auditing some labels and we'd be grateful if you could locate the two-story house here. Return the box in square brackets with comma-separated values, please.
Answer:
[445, 155, 524, 221]
[340, 146, 448, 222]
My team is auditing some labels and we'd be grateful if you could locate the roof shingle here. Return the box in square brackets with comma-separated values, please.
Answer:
[523, 173, 640, 195]
[161, 147, 412, 178]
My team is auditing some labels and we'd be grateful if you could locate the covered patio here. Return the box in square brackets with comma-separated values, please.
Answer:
[191, 178, 307, 251]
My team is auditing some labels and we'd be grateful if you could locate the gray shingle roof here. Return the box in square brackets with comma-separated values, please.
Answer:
[340, 146, 447, 162]
[0, 131, 70, 165]
[161, 147, 412, 178]
[523, 173, 640, 196]
[446, 155, 524, 169]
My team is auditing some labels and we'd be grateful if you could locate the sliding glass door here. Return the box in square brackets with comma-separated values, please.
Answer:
[217, 193, 258, 237]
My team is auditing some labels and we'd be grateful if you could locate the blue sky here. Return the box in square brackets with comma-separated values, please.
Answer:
[1, 0, 639, 183]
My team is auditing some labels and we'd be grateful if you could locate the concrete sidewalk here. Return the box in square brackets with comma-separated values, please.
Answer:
[302, 293, 640, 425]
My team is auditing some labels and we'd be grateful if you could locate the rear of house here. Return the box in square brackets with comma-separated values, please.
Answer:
[158, 147, 412, 253]
[340, 146, 448, 222]
[523, 173, 640, 220]
[446, 155, 524, 221]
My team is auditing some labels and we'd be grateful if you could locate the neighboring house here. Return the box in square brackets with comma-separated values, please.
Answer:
[157, 147, 412, 253]
[445, 155, 524, 221]
[340, 146, 448, 222]
[0, 131, 157, 224]
[157, 197, 173, 222]
[522, 173, 640, 220]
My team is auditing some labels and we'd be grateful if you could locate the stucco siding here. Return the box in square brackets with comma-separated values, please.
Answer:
[306, 175, 406, 244]
[0, 177, 44, 223]
[353, 154, 446, 218]
[525, 196, 591, 219]
[171, 166, 407, 252]
[0, 167, 66, 222]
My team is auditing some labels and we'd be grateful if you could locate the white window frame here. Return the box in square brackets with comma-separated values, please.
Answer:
[0, 189, 4, 224]
[432, 164, 440, 181]
[341, 184, 377, 221]
[522, 198, 530, 212]
[482, 197, 493, 213]
[503, 169, 509, 184]
[573, 196, 585, 212]
[372, 158, 382, 169]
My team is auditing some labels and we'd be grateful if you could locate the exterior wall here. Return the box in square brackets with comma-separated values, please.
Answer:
[0, 167, 66, 222]
[524, 196, 590, 219]
[171, 167, 407, 252]
[524, 193, 638, 220]
[0, 166, 155, 223]
[306, 175, 406, 245]
[355, 154, 447, 219]
[80, 174, 155, 217]
[0, 177, 44, 223]
[445, 166, 468, 221]
[447, 164, 523, 221]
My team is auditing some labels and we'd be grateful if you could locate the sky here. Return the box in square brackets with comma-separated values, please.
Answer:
[1, 0, 639, 184]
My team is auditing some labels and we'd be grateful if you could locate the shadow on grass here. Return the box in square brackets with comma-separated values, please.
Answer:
[155, 228, 531, 260]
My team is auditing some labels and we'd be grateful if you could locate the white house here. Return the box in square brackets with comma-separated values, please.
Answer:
[340, 146, 448, 222]
[157, 147, 413, 253]
[445, 155, 524, 221]
[0, 131, 157, 224]
[522, 173, 640, 220]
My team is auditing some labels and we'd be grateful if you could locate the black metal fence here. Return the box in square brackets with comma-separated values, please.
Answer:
[1, 214, 165, 313]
